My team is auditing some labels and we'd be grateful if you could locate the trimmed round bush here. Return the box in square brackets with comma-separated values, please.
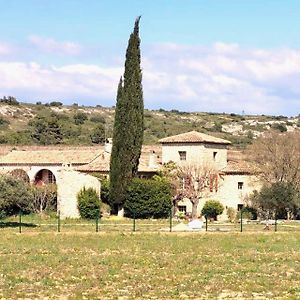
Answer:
[124, 178, 172, 219]
[77, 187, 101, 219]
[201, 200, 224, 221]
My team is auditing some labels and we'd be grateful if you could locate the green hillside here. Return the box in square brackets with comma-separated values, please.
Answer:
[0, 99, 299, 148]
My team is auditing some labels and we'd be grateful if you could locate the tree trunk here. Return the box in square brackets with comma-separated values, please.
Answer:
[191, 198, 199, 219]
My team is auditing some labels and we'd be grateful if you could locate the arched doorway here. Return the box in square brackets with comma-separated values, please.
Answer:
[33, 169, 57, 213]
[10, 169, 30, 183]
[34, 169, 56, 186]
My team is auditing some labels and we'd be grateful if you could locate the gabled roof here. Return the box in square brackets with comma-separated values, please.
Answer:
[159, 131, 231, 145]
[0, 149, 101, 165]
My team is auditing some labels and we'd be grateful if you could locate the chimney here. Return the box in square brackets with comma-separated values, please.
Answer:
[148, 150, 157, 168]
[105, 138, 113, 153]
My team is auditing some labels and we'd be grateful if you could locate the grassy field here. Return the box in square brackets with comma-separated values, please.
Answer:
[0, 232, 300, 299]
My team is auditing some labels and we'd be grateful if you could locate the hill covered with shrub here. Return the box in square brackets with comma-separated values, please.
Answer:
[0, 98, 299, 148]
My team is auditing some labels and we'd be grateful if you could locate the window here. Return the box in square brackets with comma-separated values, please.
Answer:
[213, 151, 217, 160]
[238, 182, 244, 190]
[178, 151, 186, 161]
[178, 205, 187, 213]
[237, 204, 244, 211]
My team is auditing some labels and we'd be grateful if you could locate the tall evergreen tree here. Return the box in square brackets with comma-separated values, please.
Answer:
[109, 17, 144, 213]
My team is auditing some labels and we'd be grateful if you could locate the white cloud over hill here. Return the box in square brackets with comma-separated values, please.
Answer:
[0, 40, 300, 115]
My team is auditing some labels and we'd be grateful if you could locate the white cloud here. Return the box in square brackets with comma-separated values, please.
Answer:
[0, 42, 300, 114]
[28, 35, 81, 55]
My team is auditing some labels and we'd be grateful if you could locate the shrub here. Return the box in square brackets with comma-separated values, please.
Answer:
[0, 175, 34, 218]
[124, 178, 172, 219]
[272, 123, 287, 132]
[49, 101, 63, 107]
[201, 200, 224, 221]
[100, 178, 110, 205]
[90, 115, 106, 124]
[77, 187, 101, 219]
[73, 112, 88, 125]
[227, 207, 236, 223]
[90, 124, 105, 144]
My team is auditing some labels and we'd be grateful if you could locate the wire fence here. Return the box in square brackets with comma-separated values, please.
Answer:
[1, 210, 300, 233]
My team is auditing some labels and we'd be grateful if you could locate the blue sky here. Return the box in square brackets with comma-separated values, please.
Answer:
[1, 0, 300, 115]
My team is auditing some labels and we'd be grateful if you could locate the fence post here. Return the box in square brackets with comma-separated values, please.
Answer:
[205, 215, 208, 232]
[240, 210, 243, 232]
[275, 216, 277, 232]
[169, 206, 173, 232]
[57, 210, 61, 233]
[133, 210, 136, 232]
[96, 210, 99, 233]
[19, 210, 22, 234]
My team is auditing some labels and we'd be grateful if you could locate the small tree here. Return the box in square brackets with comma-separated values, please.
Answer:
[250, 182, 299, 219]
[77, 187, 101, 219]
[31, 184, 57, 214]
[201, 200, 224, 221]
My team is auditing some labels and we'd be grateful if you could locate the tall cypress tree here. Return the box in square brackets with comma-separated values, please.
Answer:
[109, 17, 144, 213]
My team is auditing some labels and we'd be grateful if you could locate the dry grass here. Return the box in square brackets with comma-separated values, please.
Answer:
[0, 232, 299, 299]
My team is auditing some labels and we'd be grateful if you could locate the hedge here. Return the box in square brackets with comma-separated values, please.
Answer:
[124, 178, 172, 219]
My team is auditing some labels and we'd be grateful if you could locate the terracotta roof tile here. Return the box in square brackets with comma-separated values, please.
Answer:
[0, 149, 101, 165]
[159, 131, 231, 145]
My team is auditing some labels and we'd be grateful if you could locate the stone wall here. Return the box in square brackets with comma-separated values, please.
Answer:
[57, 168, 100, 218]
[161, 143, 228, 169]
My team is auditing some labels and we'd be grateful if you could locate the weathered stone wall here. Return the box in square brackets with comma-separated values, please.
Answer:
[57, 168, 100, 219]
[161, 143, 228, 169]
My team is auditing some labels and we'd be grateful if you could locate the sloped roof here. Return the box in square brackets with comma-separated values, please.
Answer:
[0, 149, 101, 165]
[76, 147, 161, 173]
[159, 131, 231, 145]
[222, 150, 255, 174]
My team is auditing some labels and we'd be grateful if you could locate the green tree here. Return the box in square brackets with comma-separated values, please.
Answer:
[201, 200, 224, 221]
[124, 178, 172, 219]
[0, 175, 34, 218]
[29, 112, 63, 145]
[250, 182, 299, 219]
[109, 17, 144, 213]
[90, 124, 106, 144]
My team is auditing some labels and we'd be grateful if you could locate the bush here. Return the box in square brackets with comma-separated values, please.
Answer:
[124, 178, 172, 219]
[49, 101, 63, 107]
[227, 207, 236, 223]
[100, 178, 110, 205]
[201, 200, 224, 221]
[90, 124, 105, 144]
[0, 175, 34, 218]
[73, 112, 88, 125]
[90, 115, 106, 124]
[77, 187, 101, 219]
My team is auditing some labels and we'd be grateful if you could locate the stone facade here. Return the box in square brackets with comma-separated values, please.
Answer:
[159, 131, 260, 220]
[57, 168, 100, 219]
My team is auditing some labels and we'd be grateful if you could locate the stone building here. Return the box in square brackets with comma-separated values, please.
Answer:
[0, 144, 160, 218]
[159, 131, 259, 219]
[0, 131, 258, 219]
